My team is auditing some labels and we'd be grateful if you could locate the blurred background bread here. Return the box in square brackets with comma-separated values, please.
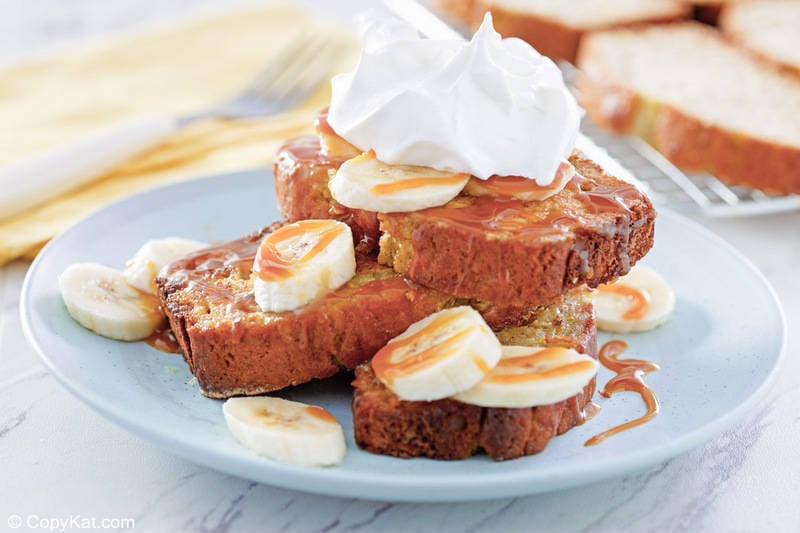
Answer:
[576, 21, 800, 194]
[720, 0, 800, 75]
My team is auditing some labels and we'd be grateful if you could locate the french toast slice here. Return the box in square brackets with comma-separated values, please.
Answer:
[155, 224, 575, 398]
[156, 224, 454, 398]
[352, 290, 597, 461]
[274, 135, 655, 307]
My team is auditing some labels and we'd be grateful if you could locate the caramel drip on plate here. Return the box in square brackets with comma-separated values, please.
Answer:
[585, 340, 660, 446]
[371, 174, 468, 195]
[145, 323, 181, 354]
[372, 312, 468, 385]
[305, 405, 337, 424]
[579, 401, 601, 426]
[597, 284, 650, 319]
[256, 220, 344, 281]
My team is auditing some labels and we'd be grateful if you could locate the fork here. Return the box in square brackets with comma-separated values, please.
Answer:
[0, 34, 342, 219]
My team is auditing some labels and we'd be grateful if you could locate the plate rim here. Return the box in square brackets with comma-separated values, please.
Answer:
[19, 170, 788, 502]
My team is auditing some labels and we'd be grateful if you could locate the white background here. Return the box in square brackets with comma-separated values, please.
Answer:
[0, 1, 798, 531]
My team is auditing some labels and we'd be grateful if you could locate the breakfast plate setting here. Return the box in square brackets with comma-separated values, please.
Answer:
[21, 169, 785, 501]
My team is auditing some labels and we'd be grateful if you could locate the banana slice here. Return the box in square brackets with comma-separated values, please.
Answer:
[329, 150, 470, 212]
[124, 237, 208, 295]
[59, 262, 163, 341]
[594, 264, 676, 333]
[453, 345, 598, 408]
[463, 160, 576, 202]
[372, 306, 502, 401]
[223, 397, 346, 467]
[253, 220, 355, 312]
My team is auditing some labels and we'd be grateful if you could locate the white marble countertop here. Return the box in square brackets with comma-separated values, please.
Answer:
[1, 1, 799, 531]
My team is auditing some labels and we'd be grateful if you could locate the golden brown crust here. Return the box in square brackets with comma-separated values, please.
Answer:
[652, 105, 800, 194]
[156, 226, 455, 398]
[378, 155, 655, 306]
[351, 293, 598, 461]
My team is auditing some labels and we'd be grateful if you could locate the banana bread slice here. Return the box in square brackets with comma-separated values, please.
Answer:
[274, 134, 655, 307]
[156, 224, 455, 398]
[577, 22, 800, 194]
[352, 290, 597, 461]
[379, 154, 654, 306]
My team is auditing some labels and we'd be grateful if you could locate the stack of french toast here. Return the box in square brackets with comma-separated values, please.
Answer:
[155, 107, 656, 460]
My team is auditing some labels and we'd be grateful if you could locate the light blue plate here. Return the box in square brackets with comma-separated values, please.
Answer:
[20, 170, 786, 502]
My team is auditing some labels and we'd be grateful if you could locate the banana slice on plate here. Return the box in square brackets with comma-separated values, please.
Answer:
[453, 345, 598, 408]
[223, 397, 346, 467]
[594, 264, 676, 333]
[329, 150, 470, 212]
[59, 263, 163, 341]
[372, 306, 502, 401]
[463, 160, 576, 202]
[124, 237, 208, 295]
[253, 220, 355, 312]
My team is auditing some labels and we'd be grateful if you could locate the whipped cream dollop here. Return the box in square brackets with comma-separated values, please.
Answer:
[328, 13, 582, 184]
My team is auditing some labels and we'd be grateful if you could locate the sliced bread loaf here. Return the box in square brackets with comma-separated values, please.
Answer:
[352, 289, 597, 461]
[577, 22, 800, 194]
[720, 0, 800, 76]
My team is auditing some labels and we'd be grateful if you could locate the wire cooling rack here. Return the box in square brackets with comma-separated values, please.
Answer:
[559, 63, 800, 217]
[579, 118, 800, 217]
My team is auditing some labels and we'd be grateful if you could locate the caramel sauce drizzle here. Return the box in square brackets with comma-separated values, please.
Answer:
[371, 174, 468, 195]
[314, 107, 336, 136]
[544, 335, 583, 352]
[579, 401, 602, 426]
[466, 161, 573, 197]
[597, 284, 650, 320]
[145, 323, 181, 354]
[162, 226, 414, 317]
[305, 405, 337, 424]
[420, 196, 565, 237]
[486, 347, 595, 384]
[372, 312, 469, 385]
[585, 340, 660, 446]
[256, 220, 344, 282]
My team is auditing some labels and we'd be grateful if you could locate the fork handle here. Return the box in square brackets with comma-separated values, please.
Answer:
[0, 116, 177, 220]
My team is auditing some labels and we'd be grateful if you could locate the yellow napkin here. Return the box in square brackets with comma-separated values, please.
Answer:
[0, 3, 358, 265]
